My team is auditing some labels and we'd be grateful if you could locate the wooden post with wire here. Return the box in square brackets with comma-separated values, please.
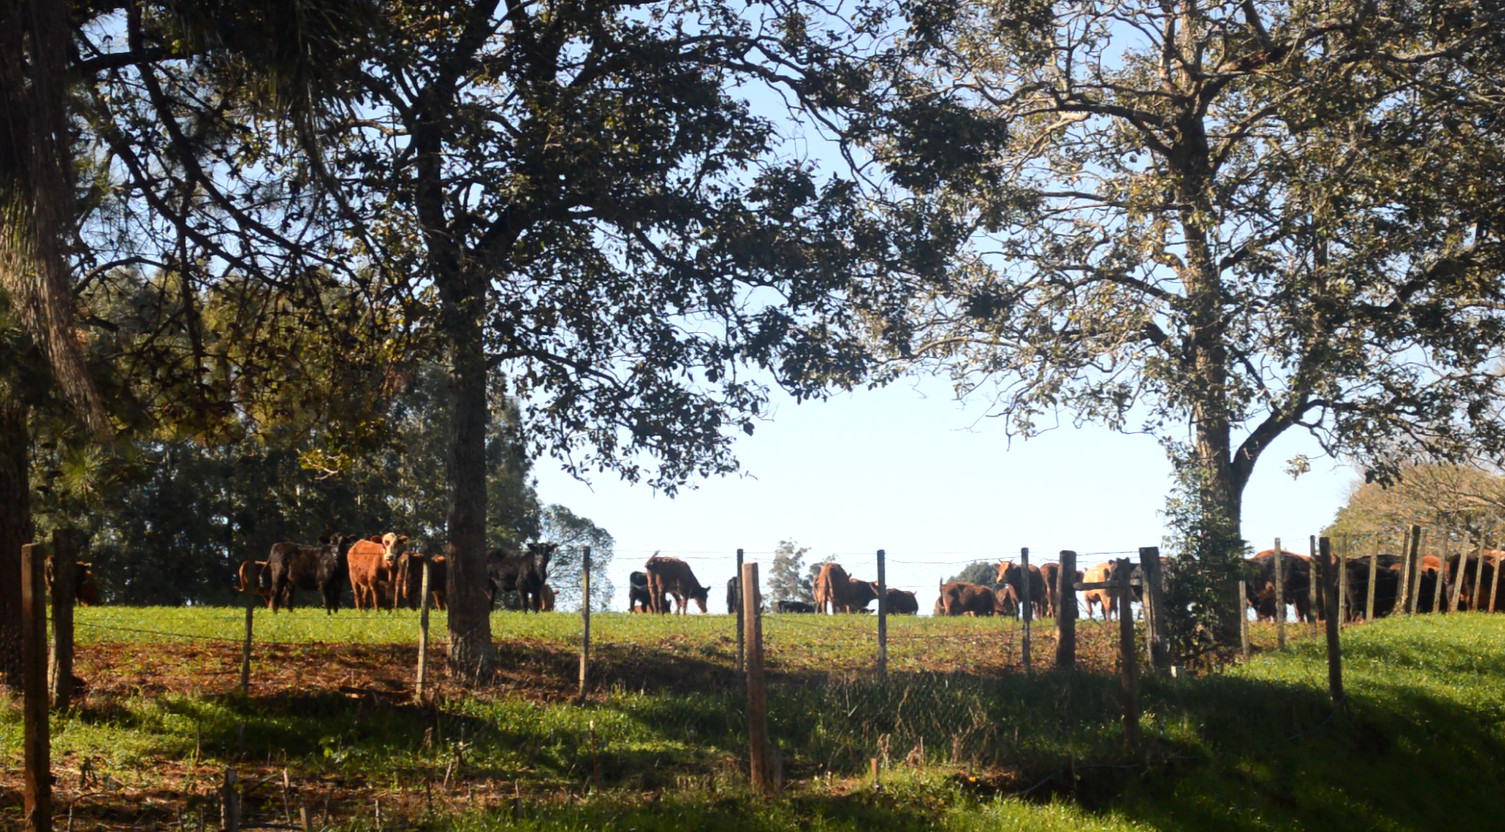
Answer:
[1432, 530, 1448, 613]
[1408, 526, 1427, 615]
[1274, 538, 1285, 648]
[876, 549, 887, 681]
[23, 542, 53, 832]
[240, 589, 254, 695]
[578, 546, 592, 703]
[1471, 538, 1488, 611]
[735, 548, 745, 674]
[1366, 543, 1379, 620]
[1019, 547, 1032, 674]
[1308, 535, 1319, 628]
[1114, 558, 1139, 747]
[48, 529, 78, 709]
[1318, 537, 1344, 703]
[1397, 525, 1417, 614]
[416, 558, 431, 700]
[1139, 546, 1169, 671]
[1337, 538, 1349, 624]
[741, 562, 770, 793]
[1489, 537, 1501, 613]
[1055, 550, 1077, 669]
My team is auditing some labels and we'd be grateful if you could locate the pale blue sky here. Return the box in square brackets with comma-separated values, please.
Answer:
[534, 372, 1357, 611]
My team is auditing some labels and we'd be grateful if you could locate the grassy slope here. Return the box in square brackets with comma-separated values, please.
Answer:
[4, 611, 1504, 831]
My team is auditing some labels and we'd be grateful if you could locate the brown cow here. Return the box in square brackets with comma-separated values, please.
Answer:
[1082, 562, 1115, 620]
[936, 581, 999, 616]
[813, 562, 879, 613]
[996, 561, 1047, 619]
[393, 551, 447, 611]
[539, 583, 556, 612]
[994, 584, 1019, 617]
[348, 533, 405, 611]
[884, 588, 919, 615]
[1245, 550, 1313, 622]
[235, 559, 271, 603]
[645, 554, 711, 613]
[45, 557, 99, 606]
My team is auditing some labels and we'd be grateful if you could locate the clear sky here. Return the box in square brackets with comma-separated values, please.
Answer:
[533, 372, 1358, 612]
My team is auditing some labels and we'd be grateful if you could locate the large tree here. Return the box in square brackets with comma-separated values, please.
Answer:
[329, 0, 906, 682]
[867, 0, 1505, 642]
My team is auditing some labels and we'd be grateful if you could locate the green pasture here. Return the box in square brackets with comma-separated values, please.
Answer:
[4, 609, 1504, 831]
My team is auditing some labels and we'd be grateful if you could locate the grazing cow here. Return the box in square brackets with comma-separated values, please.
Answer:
[1081, 562, 1116, 620]
[936, 581, 999, 616]
[645, 554, 711, 614]
[996, 561, 1047, 619]
[629, 570, 662, 613]
[266, 534, 346, 613]
[45, 557, 99, 606]
[487, 542, 556, 611]
[348, 533, 405, 611]
[994, 584, 1019, 617]
[884, 588, 919, 615]
[813, 562, 880, 613]
[777, 599, 816, 613]
[234, 559, 272, 603]
[1245, 550, 1314, 622]
[394, 551, 448, 610]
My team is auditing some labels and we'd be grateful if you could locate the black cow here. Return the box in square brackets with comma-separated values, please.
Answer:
[487, 542, 556, 611]
[1245, 549, 1315, 622]
[727, 576, 741, 614]
[629, 570, 662, 612]
[266, 534, 346, 613]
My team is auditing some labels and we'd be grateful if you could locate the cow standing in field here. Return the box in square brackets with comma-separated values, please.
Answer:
[884, 588, 919, 615]
[1245, 549, 1314, 622]
[235, 559, 272, 604]
[488, 542, 556, 611]
[629, 570, 662, 612]
[996, 561, 1047, 619]
[936, 581, 1000, 616]
[645, 554, 711, 614]
[45, 557, 99, 606]
[266, 534, 346, 613]
[394, 551, 448, 610]
[539, 583, 556, 611]
[1081, 562, 1115, 620]
[348, 533, 406, 611]
[813, 562, 879, 613]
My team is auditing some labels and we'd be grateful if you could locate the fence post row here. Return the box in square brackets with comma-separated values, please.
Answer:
[48, 529, 77, 709]
[1055, 550, 1076, 670]
[1019, 547, 1031, 675]
[578, 546, 591, 703]
[876, 549, 887, 681]
[1114, 558, 1139, 748]
[1274, 538, 1285, 648]
[740, 562, 771, 793]
[22, 542, 52, 832]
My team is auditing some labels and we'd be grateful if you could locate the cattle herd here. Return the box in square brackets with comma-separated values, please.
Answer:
[234, 534, 558, 614]
[44, 536, 1505, 621]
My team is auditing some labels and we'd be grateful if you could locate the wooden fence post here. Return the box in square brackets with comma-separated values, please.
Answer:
[735, 548, 745, 674]
[1019, 547, 1032, 674]
[1489, 537, 1501, 614]
[416, 558, 431, 700]
[1450, 540, 1468, 612]
[1366, 544, 1379, 620]
[1139, 546, 1169, 672]
[1398, 525, 1419, 615]
[1055, 550, 1076, 669]
[240, 591, 254, 695]
[876, 549, 887, 681]
[1337, 539, 1349, 624]
[1319, 538, 1344, 703]
[1431, 530, 1448, 613]
[23, 542, 52, 832]
[1409, 526, 1427, 615]
[48, 529, 77, 709]
[578, 546, 592, 702]
[1308, 535, 1318, 628]
[1471, 538, 1488, 611]
[1238, 578, 1250, 660]
[1114, 558, 1139, 747]
[1274, 538, 1285, 648]
[221, 769, 240, 832]
[741, 563, 770, 793]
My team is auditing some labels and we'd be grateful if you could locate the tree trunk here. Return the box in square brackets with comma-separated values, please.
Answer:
[443, 293, 496, 684]
[0, 398, 31, 689]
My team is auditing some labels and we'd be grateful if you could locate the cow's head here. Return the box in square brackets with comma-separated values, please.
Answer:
[381, 533, 409, 567]
[687, 582, 710, 614]
[527, 542, 557, 580]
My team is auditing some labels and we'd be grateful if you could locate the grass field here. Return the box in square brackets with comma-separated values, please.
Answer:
[4, 607, 1505, 831]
